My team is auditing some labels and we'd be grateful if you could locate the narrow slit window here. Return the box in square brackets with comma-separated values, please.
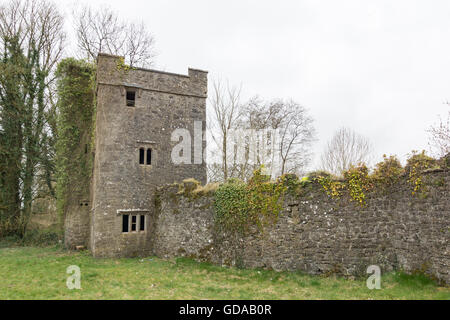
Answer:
[131, 215, 137, 231]
[146, 149, 152, 165]
[122, 214, 129, 232]
[139, 148, 145, 164]
[140, 215, 145, 231]
[126, 90, 135, 107]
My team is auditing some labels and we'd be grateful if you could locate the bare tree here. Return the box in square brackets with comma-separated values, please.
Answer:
[277, 100, 316, 175]
[74, 5, 156, 68]
[207, 90, 316, 182]
[0, 0, 65, 73]
[207, 79, 243, 182]
[320, 127, 373, 176]
[242, 98, 316, 176]
[427, 105, 450, 158]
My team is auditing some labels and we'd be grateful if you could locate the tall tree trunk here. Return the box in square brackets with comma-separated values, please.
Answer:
[222, 132, 228, 181]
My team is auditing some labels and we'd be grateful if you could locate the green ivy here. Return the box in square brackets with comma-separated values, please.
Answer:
[372, 154, 405, 187]
[406, 150, 437, 195]
[315, 175, 345, 199]
[213, 179, 250, 234]
[116, 57, 134, 73]
[343, 164, 372, 205]
[213, 168, 287, 235]
[314, 164, 372, 206]
[54, 58, 96, 223]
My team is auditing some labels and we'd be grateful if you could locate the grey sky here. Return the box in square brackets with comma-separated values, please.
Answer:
[58, 0, 450, 169]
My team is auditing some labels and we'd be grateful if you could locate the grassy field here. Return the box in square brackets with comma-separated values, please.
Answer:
[0, 246, 448, 300]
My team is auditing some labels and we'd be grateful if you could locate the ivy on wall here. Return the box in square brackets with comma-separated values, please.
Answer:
[314, 174, 345, 200]
[406, 150, 438, 196]
[211, 151, 446, 235]
[371, 155, 404, 187]
[169, 152, 448, 238]
[312, 151, 444, 206]
[54, 58, 96, 223]
[116, 57, 134, 73]
[343, 165, 373, 205]
[213, 168, 288, 235]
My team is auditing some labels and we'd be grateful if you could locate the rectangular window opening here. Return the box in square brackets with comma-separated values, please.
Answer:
[146, 149, 152, 165]
[126, 90, 136, 107]
[140, 215, 145, 231]
[131, 215, 137, 231]
[139, 148, 145, 164]
[122, 214, 129, 232]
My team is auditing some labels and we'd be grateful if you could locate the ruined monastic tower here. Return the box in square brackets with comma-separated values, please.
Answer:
[65, 53, 207, 257]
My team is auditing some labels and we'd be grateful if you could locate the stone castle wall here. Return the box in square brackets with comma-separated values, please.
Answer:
[152, 169, 449, 284]
[64, 54, 449, 285]
[89, 54, 207, 257]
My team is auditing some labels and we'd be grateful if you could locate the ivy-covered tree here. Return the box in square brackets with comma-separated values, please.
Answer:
[0, 37, 25, 232]
[0, 0, 65, 236]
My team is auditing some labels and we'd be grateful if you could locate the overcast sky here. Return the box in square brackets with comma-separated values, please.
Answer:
[58, 0, 450, 170]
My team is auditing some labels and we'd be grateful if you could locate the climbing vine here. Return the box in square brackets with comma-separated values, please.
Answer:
[214, 168, 287, 235]
[406, 150, 437, 195]
[343, 164, 373, 205]
[55, 58, 96, 222]
[116, 57, 133, 73]
[312, 151, 443, 205]
[313, 164, 373, 206]
[372, 154, 405, 187]
[315, 175, 345, 199]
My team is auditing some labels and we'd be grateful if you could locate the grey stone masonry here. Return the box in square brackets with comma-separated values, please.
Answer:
[89, 53, 207, 257]
[153, 168, 449, 285]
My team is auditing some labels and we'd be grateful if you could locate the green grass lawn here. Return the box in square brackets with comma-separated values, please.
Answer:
[0, 246, 448, 300]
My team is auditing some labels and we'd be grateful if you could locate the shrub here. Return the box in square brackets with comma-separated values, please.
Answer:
[279, 173, 301, 194]
[405, 151, 438, 195]
[21, 229, 63, 247]
[313, 172, 346, 200]
[307, 170, 333, 181]
[405, 150, 437, 173]
[0, 228, 62, 247]
[0, 216, 27, 238]
[343, 164, 373, 205]
[371, 154, 404, 186]
[312, 165, 372, 206]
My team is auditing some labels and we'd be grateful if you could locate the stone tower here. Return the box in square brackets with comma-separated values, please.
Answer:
[65, 53, 207, 257]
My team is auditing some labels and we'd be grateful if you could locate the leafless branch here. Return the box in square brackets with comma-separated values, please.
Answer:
[73, 5, 156, 68]
[320, 127, 373, 176]
[427, 105, 450, 158]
